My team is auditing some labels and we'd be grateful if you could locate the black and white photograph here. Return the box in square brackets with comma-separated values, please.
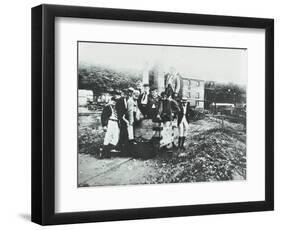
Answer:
[29, 3, 274, 225]
[77, 41, 247, 187]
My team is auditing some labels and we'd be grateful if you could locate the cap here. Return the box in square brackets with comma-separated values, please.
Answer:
[128, 87, 134, 92]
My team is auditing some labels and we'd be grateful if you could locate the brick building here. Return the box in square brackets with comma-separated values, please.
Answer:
[180, 77, 205, 108]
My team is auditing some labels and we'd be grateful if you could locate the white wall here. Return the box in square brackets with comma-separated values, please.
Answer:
[0, 0, 279, 229]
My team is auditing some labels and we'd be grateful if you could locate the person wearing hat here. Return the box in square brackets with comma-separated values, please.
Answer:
[127, 87, 134, 97]
[116, 89, 129, 153]
[115, 87, 137, 153]
[123, 88, 138, 142]
[159, 92, 172, 122]
[136, 80, 144, 94]
[158, 92, 180, 128]
[178, 98, 191, 150]
[147, 87, 161, 121]
[120, 88, 127, 98]
[115, 90, 122, 99]
[132, 90, 141, 123]
[100, 96, 120, 158]
[138, 83, 150, 117]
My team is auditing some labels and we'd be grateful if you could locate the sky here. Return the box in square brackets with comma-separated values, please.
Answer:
[78, 42, 248, 85]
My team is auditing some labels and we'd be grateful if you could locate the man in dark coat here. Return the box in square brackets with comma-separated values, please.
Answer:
[138, 83, 150, 117]
[147, 87, 161, 122]
[115, 90, 129, 148]
[178, 99, 191, 149]
[158, 92, 180, 122]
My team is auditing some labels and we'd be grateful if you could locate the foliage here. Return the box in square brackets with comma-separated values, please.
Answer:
[204, 81, 246, 106]
[78, 65, 142, 93]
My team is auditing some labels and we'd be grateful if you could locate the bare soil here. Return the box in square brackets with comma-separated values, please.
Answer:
[78, 116, 246, 187]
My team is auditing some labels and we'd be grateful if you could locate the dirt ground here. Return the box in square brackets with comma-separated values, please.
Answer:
[78, 116, 246, 187]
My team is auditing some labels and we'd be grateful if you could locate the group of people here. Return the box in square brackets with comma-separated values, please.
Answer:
[100, 83, 191, 158]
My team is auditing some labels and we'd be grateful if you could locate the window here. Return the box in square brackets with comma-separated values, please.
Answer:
[197, 81, 200, 86]
[196, 92, 200, 98]
[187, 92, 191, 98]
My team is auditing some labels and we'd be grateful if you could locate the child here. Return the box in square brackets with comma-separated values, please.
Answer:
[178, 98, 191, 150]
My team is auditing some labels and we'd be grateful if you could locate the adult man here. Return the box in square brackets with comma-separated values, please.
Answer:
[136, 80, 143, 94]
[159, 92, 173, 122]
[122, 87, 135, 142]
[100, 96, 119, 158]
[115, 91, 122, 99]
[138, 83, 150, 117]
[159, 92, 180, 127]
[178, 98, 191, 150]
[122, 89, 141, 143]
[132, 90, 141, 123]
[116, 89, 129, 152]
[147, 87, 161, 122]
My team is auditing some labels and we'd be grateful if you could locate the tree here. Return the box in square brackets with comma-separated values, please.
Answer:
[78, 65, 142, 94]
[205, 81, 246, 107]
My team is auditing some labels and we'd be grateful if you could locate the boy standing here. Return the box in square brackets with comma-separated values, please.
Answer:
[178, 99, 191, 150]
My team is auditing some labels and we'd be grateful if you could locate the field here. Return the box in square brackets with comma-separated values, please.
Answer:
[78, 113, 246, 186]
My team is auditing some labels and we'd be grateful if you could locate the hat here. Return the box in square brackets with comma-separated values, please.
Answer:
[181, 97, 188, 102]
[133, 90, 140, 96]
[150, 86, 157, 91]
[128, 87, 134, 92]
[143, 83, 150, 87]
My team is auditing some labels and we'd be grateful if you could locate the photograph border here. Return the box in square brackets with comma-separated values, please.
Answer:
[31, 4, 274, 225]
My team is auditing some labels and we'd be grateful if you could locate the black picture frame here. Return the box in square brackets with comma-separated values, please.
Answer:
[31, 4, 274, 225]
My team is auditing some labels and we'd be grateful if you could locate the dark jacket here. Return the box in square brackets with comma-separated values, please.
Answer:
[170, 99, 180, 116]
[159, 99, 181, 122]
[159, 99, 172, 121]
[115, 97, 129, 143]
[116, 97, 127, 120]
[101, 104, 114, 127]
[137, 92, 149, 116]
[178, 103, 191, 125]
[147, 95, 161, 120]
